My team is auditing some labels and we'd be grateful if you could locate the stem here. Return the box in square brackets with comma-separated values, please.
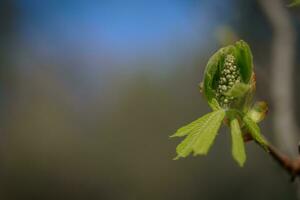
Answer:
[244, 133, 300, 181]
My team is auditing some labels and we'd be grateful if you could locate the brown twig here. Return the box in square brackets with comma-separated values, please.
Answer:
[243, 133, 300, 181]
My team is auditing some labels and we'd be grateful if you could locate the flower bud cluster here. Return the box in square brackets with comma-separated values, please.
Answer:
[216, 54, 241, 107]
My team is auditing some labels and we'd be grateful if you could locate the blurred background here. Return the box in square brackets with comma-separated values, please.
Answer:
[0, 0, 300, 199]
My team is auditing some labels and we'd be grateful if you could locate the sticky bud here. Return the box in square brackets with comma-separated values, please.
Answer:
[202, 40, 255, 110]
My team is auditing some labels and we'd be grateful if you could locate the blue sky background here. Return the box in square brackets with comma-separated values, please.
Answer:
[16, 0, 236, 71]
[9, 0, 239, 105]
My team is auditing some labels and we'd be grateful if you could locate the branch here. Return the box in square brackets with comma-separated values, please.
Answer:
[244, 133, 300, 181]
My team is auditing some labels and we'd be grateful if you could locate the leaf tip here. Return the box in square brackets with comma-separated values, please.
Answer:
[173, 155, 181, 160]
[236, 159, 246, 167]
[193, 150, 208, 156]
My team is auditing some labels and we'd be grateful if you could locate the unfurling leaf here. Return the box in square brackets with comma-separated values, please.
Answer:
[230, 118, 246, 167]
[225, 83, 250, 98]
[170, 113, 216, 138]
[243, 115, 268, 150]
[174, 110, 225, 159]
[209, 98, 222, 111]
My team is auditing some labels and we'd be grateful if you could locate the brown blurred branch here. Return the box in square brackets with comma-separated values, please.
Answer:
[257, 0, 300, 196]
[244, 133, 300, 181]
[258, 0, 298, 155]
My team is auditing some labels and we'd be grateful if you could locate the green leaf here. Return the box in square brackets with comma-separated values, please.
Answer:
[193, 110, 225, 155]
[240, 73, 256, 113]
[170, 113, 216, 138]
[174, 110, 225, 159]
[225, 83, 250, 98]
[202, 48, 225, 103]
[174, 131, 198, 159]
[230, 118, 246, 167]
[243, 115, 268, 150]
[235, 40, 253, 84]
[209, 98, 222, 111]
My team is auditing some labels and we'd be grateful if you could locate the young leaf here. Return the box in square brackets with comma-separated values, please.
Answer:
[235, 40, 253, 83]
[203, 47, 227, 104]
[225, 83, 250, 98]
[193, 110, 225, 155]
[173, 111, 222, 158]
[174, 110, 225, 159]
[230, 118, 246, 167]
[209, 98, 222, 111]
[174, 131, 198, 159]
[243, 115, 268, 150]
[170, 113, 216, 138]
